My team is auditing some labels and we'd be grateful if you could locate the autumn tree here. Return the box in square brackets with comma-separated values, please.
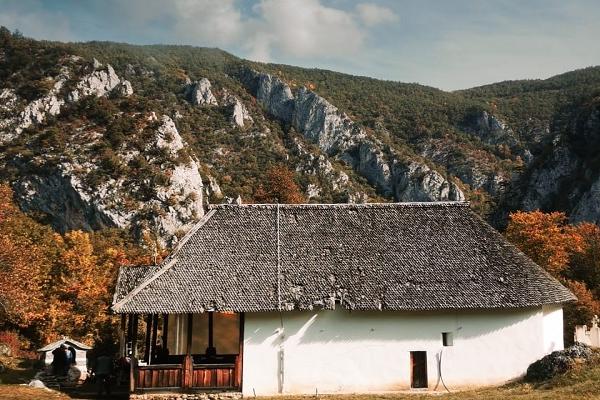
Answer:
[569, 223, 600, 295]
[0, 184, 58, 332]
[563, 280, 600, 344]
[505, 210, 600, 344]
[254, 165, 305, 204]
[505, 211, 583, 274]
[0, 184, 154, 347]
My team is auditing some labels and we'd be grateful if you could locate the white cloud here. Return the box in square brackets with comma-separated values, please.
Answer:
[168, 0, 243, 45]
[0, 0, 74, 42]
[98, 0, 243, 46]
[245, 0, 366, 62]
[89, 0, 371, 63]
[355, 3, 399, 26]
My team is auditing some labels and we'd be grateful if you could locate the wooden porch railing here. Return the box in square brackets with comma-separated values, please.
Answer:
[136, 363, 183, 389]
[192, 364, 236, 389]
[134, 355, 240, 391]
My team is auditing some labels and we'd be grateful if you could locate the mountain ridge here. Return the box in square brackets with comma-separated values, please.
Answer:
[1, 27, 600, 243]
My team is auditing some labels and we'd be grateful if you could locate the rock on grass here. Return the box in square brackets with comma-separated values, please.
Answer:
[526, 343, 593, 382]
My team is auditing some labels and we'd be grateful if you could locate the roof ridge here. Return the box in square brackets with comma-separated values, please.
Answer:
[209, 201, 470, 210]
[38, 337, 92, 351]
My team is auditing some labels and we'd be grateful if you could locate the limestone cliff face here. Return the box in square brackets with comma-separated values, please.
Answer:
[0, 69, 68, 142]
[520, 144, 577, 211]
[462, 110, 533, 164]
[185, 78, 218, 106]
[293, 88, 365, 155]
[244, 69, 464, 202]
[222, 89, 252, 127]
[67, 62, 123, 102]
[0, 60, 132, 143]
[12, 111, 203, 246]
[497, 100, 600, 224]
[253, 73, 295, 122]
[14, 166, 125, 232]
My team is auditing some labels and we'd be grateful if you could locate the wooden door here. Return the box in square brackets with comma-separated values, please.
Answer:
[410, 351, 427, 388]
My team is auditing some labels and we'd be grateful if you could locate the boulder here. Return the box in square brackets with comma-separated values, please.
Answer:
[118, 80, 134, 96]
[68, 64, 121, 102]
[525, 343, 593, 382]
[222, 92, 252, 127]
[28, 379, 47, 389]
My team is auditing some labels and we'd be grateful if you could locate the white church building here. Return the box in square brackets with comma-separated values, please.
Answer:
[112, 202, 575, 396]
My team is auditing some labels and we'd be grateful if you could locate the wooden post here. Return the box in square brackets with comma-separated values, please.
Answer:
[163, 314, 169, 350]
[120, 314, 127, 357]
[131, 314, 139, 358]
[130, 355, 138, 393]
[150, 314, 158, 364]
[126, 314, 133, 355]
[144, 314, 152, 363]
[182, 313, 194, 388]
[208, 312, 214, 350]
[235, 313, 245, 390]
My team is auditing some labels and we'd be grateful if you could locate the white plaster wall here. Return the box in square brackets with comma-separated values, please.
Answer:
[242, 306, 562, 395]
[542, 305, 564, 353]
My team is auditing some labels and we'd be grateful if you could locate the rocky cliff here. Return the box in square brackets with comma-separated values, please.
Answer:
[243, 69, 464, 202]
[0, 53, 203, 245]
[2, 32, 600, 243]
[509, 98, 600, 224]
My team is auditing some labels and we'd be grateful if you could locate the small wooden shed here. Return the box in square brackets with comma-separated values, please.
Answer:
[38, 337, 91, 375]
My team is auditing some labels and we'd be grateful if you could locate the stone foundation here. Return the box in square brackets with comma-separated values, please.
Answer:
[130, 392, 242, 400]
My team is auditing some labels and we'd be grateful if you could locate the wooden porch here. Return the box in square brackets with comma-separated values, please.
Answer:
[122, 312, 244, 393]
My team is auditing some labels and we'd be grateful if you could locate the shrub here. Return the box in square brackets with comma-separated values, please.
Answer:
[0, 330, 34, 358]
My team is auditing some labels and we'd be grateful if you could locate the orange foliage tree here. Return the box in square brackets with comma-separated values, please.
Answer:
[0, 184, 153, 347]
[0, 184, 58, 330]
[254, 165, 305, 204]
[506, 210, 600, 344]
[505, 211, 583, 274]
[569, 223, 600, 294]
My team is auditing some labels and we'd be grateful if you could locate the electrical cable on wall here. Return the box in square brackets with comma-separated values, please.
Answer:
[434, 348, 450, 393]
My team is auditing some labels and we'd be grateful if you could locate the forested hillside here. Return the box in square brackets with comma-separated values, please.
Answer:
[1, 27, 600, 350]
[2, 27, 600, 237]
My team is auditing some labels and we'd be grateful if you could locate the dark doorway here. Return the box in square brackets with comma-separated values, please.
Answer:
[410, 351, 428, 388]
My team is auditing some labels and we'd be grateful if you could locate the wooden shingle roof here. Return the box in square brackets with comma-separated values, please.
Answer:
[112, 203, 575, 314]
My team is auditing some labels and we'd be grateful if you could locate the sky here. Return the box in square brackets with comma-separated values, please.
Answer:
[1, 0, 600, 91]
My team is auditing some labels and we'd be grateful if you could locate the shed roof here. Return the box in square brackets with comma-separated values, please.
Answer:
[38, 338, 92, 352]
[112, 203, 575, 314]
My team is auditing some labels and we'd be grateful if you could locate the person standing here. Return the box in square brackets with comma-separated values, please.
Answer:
[94, 350, 113, 397]
[51, 344, 67, 376]
[68, 346, 77, 366]
[63, 345, 71, 375]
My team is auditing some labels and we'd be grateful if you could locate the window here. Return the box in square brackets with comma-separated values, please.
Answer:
[442, 332, 453, 347]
